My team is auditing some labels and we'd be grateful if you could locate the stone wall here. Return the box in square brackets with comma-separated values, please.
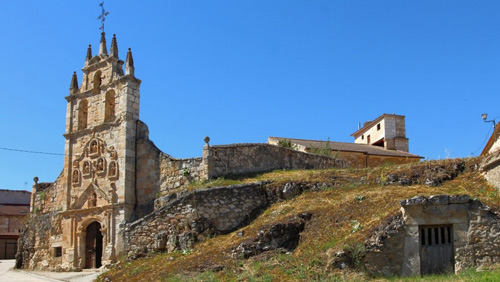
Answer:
[159, 155, 204, 193]
[135, 136, 162, 219]
[328, 151, 420, 168]
[366, 154, 419, 167]
[125, 183, 269, 253]
[16, 211, 63, 270]
[365, 195, 500, 277]
[134, 130, 205, 219]
[31, 172, 66, 214]
[207, 143, 347, 178]
[134, 138, 347, 220]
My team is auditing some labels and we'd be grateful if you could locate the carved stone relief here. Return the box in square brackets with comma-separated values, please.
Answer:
[70, 136, 119, 209]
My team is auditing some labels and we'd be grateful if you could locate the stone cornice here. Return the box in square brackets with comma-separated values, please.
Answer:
[63, 119, 123, 140]
[82, 55, 123, 73]
[61, 202, 132, 216]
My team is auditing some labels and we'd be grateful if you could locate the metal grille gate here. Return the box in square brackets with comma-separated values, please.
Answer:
[419, 225, 454, 275]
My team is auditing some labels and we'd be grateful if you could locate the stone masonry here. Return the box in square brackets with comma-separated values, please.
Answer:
[17, 32, 347, 271]
[125, 183, 269, 253]
[365, 195, 500, 277]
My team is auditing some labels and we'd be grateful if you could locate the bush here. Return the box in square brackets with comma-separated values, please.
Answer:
[277, 139, 298, 150]
[310, 137, 339, 159]
[344, 242, 365, 269]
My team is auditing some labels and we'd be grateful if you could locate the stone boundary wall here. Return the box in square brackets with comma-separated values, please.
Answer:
[365, 195, 500, 277]
[31, 171, 65, 214]
[16, 211, 63, 270]
[159, 153, 204, 193]
[207, 143, 347, 178]
[124, 182, 269, 253]
[134, 136, 205, 219]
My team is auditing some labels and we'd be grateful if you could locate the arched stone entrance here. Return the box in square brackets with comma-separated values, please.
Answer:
[85, 221, 103, 268]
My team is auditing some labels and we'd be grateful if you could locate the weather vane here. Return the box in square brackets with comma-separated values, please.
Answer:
[97, 2, 110, 32]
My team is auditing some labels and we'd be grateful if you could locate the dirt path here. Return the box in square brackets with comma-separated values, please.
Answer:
[0, 260, 103, 282]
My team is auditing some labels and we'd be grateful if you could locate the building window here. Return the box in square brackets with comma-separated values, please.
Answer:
[362, 135, 364, 140]
[377, 124, 381, 131]
[104, 90, 115, 122]
[93, 71, 102, 94]
[78, 99, 88, 130]
[53, 247, 62, 257]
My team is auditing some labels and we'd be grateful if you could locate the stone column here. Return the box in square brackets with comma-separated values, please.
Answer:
[202, 136, 212, 180]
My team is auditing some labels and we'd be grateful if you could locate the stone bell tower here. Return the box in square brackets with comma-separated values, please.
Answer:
[61, 32, 141, 269]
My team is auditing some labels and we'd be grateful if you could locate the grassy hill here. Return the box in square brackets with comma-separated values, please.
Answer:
[97, 157, 500, 281]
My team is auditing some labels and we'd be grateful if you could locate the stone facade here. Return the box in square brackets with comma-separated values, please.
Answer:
[480, 149, 500, 189]
[365, 195, 500, 276]
[18, 32, 346, 271]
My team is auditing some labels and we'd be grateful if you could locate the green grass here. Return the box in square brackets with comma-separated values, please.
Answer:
[386, 266, 500, 281]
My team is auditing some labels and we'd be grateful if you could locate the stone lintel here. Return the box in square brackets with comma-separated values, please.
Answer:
[428, 195, 449, 205]
[449, 195, 471, 204]
[400, 196, 427, 206]
[401, 195, 472, 207]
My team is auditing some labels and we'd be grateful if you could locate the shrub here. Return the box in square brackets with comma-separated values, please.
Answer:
[277, 139, 298, 150]
[310, 137, 339, 159]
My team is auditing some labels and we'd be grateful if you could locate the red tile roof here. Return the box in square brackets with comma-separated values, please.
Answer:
[0, 205, 30, 216]
[269, 137, 423, 159]
[481, 123, 500, 156]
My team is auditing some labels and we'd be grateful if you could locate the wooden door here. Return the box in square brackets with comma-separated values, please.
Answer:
[85, 222, 103, 268]
[420, 225, 454, 275]
[5, 242, 17, 259]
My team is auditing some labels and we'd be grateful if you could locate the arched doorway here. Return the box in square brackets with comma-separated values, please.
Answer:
[85, 221, 103, 268]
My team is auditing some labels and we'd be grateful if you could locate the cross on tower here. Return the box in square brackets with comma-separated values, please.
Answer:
[97, 2, 110, 32]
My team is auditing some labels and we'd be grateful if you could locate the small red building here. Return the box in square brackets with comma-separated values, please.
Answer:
[0, 189, 31, 259]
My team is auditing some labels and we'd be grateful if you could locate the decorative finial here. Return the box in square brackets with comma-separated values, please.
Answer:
[97, 2, 110, 32]
[33, 177, 39, 185]
[125, 48, 135, 76]
[110, 34, 118, 58]
[70, 71, 79, 94]
[204, 136, 210, 145]
[99, 32, 108, 56]
[84, 44, 92, 66]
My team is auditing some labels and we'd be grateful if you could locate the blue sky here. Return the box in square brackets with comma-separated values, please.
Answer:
[1, 1, 499, 190]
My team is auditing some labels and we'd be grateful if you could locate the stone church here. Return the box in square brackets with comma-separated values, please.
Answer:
[18, 32, 346, 270]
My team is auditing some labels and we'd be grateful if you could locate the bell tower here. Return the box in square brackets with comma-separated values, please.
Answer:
[62, 31, 141, 268]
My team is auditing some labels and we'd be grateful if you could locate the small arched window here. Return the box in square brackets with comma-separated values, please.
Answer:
[93, 71, 102, 94]
[104, 90, 116, 122]
[78, 99, 88, 130]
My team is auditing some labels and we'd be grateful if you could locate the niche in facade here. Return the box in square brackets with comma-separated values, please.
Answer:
[78, 99, 89, 130]
[104, 90, 115, 122]
[93, 71, 102, 94]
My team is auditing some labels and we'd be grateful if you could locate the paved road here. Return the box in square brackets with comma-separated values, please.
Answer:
[0, 260, 103, 282]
